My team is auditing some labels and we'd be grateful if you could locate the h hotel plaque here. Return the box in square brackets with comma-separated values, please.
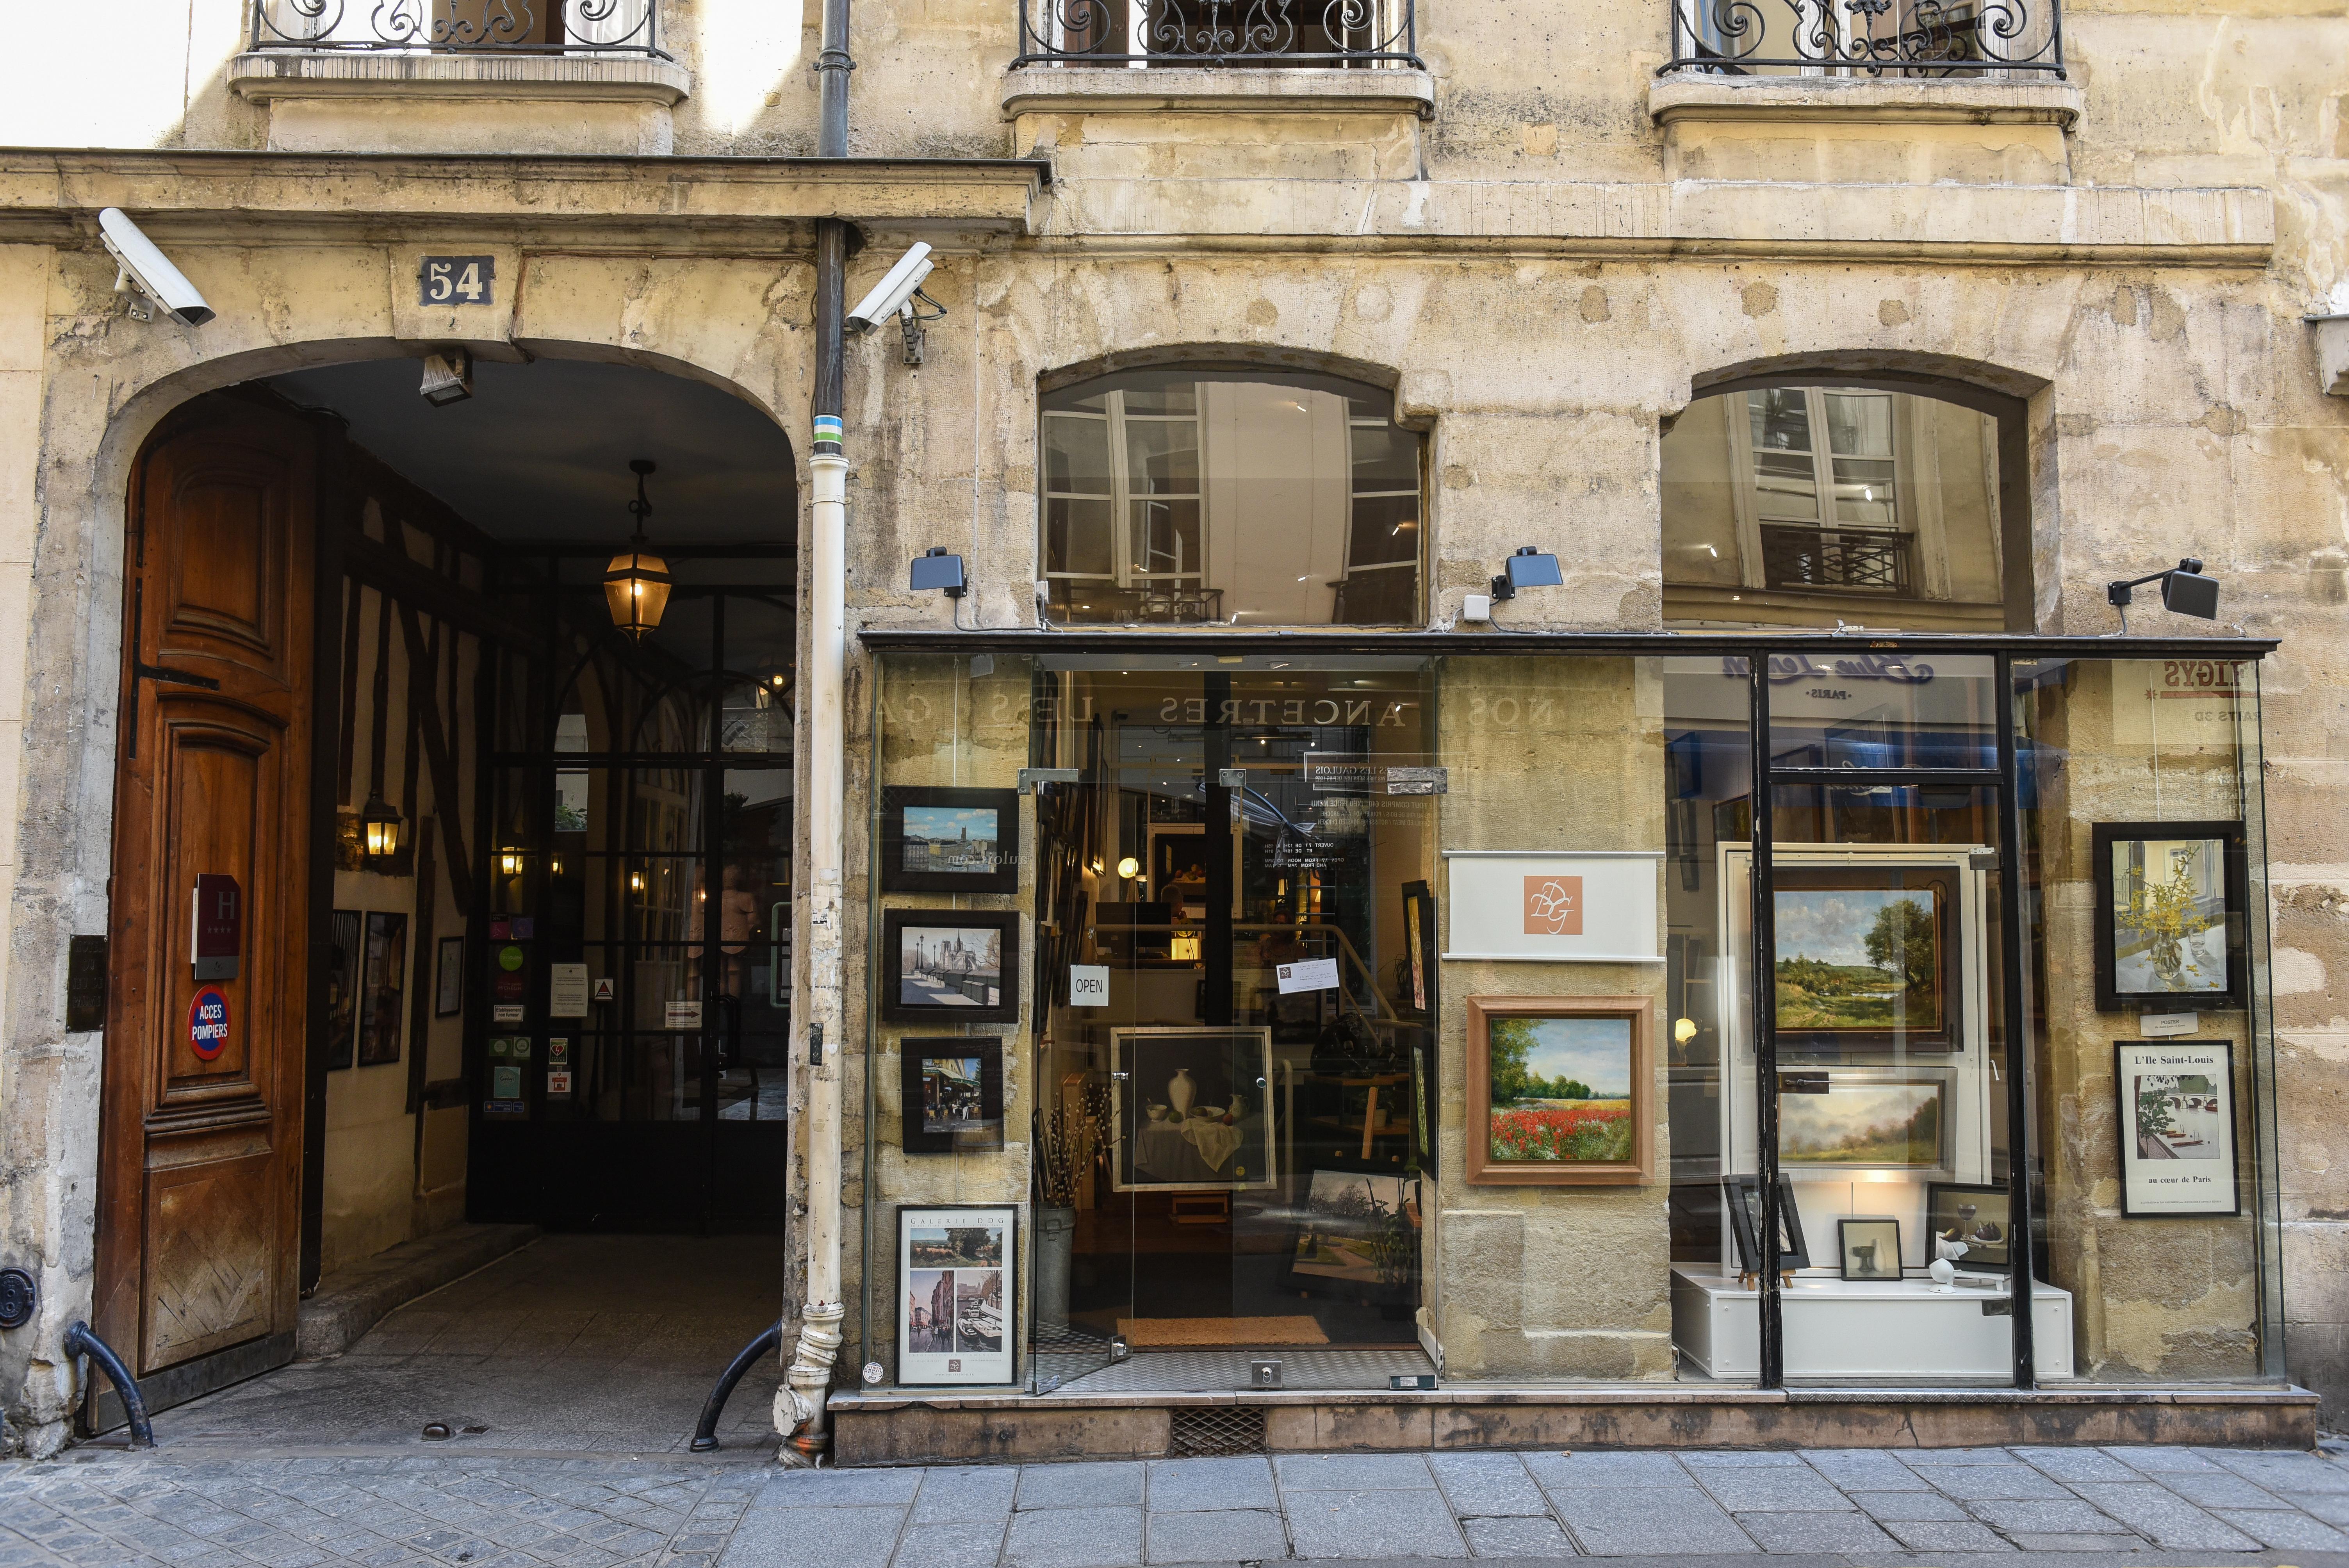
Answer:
[191, 873, 242, 981]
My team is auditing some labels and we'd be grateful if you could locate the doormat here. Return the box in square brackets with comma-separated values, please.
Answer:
[1116, 1316, 1330, 1347]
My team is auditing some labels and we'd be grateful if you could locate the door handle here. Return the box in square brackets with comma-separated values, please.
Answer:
[134, 661, 221, 691]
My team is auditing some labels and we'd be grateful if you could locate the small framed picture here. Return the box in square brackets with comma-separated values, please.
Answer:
[2092, 822, 2247, 1012]
[900, 1037, 1005, 1154]
[324, 909, 362, 1071]
[1465, 996, 1654, 1185]
[1399, 880, 1438, 1019]
[896, 1205, 1016, 1387]
[1837, 1217, 1903, 1282]
[1924, 1181, 2014, 1272]
[435, 935, 465, 1018]
[880, 787, 1019, 895]
[2115, 1040, 2241, 1217]
[357, 911, 409, 1067]
[1722, 1173, 1812, 1276]
[882, 909, 1021, 1025]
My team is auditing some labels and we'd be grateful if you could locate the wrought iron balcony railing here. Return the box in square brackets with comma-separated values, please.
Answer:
[1760, 525, 1915, 594]
[250, 0, 665, 57]
[1662, 0, 2061, 76]
[1014, 0, 1420, 67]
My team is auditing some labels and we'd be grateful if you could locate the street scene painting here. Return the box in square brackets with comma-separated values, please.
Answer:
[902, 805, 1002, 877]
[882, 911, 1019, 1024]
[897, 1208, 1015, 1384]
[880, 787, 1019, 893]
[2116, 1042, 2240, 1217]
[1484, 1013, 1634, 1165]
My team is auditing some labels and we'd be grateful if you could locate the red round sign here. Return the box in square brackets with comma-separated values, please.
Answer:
[187, 987, 230, 1061]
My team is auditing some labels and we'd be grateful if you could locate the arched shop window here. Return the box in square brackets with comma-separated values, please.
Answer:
[1039, 367, 1424, 627]
[1662, 381, 2022, 631]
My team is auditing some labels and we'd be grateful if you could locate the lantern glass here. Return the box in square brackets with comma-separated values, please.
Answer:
[360, 793, 403, 861]
[604, 549, 673, 639]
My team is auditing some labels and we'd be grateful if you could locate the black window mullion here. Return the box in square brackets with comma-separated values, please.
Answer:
[1994, 651, 2036, 1387]
[1749, 650, 1783, 1389]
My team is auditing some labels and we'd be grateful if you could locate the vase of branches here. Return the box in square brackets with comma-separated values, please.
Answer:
[1033, 1085, 1105, 1333]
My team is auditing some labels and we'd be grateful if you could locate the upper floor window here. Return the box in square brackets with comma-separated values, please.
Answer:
[1015, 0, 1419, 67]
[1040, 368, 1422, 627]
[1662, 381, 2017, 631]
[252, 0, 661, 55]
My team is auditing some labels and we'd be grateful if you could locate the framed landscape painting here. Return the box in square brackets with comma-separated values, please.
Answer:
[880, 787, 1019, 895]
[1772, 865, 1961, 1055]
[1464, 996, 1654, 1185]
[2092, 822, 2246, 1013]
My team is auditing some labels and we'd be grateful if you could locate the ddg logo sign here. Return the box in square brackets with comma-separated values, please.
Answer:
[187, 986, 231, 1062]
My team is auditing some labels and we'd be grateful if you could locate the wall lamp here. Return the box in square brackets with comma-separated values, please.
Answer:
[2106, 557, 2220, 635]
[360, 791, 404, 863]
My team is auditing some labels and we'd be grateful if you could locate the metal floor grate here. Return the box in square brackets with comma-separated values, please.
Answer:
[1169, 1404, 1267, 1458]
[1053, 1346, 1435, 1394]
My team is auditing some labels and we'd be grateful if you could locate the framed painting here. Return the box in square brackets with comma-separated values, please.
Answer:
[900, 1037, 1006, 1154]
[323, 909, 362, 1071]
[881, 909, 1020, 1025]
[1924, 1181, 2014, 1272]
[1775, 1067, 1952, 1174]
[357, 911, 409, 1067]
[1722, 1173, 1812, 1276]
[1109, 1026, 1276, 1192]
[1772, 864, 1962, 1055]
[1464, 996, 1654, 1185]
[1838, 1217, 1903, 1282]
[2114, 1040, 2241, 1217]
[1285, 1169, 1420, 1302]
[896, 1205, 1016, 1386]
[1399, 880, 1438, 1019]
[880, 786, 1020, 895]
[434, 934, 465, 1018]
[2092, 822, 2247, 1013]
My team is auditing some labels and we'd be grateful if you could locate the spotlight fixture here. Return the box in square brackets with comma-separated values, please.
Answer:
[2106, 556, 2220, 635]
[419, 346, 473, 407]
[1491, 545, 1564, 602]
[910, 547, 968, 599]
[1116, 856, 1140, 880]
[603, 459, 673, 641]
[360, 790, 404, 862]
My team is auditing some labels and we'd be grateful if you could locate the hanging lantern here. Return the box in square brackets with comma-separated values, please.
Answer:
[603, 457, 672, 640]
[360, 790, 403, 862]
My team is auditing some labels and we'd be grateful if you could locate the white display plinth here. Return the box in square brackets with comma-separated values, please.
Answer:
[1671, 1270, 2075, 1379]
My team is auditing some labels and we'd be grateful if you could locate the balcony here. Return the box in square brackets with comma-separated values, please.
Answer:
[1013, 0, 1420, 68]
[1759, 526, 1915, 595]
[1660, 0, 2062, 77]
[248, 0, 667, 57]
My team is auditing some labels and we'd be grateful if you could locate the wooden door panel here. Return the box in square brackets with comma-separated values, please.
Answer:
[98, 397, 316, 1384]
[143, 1153, 276, 1368]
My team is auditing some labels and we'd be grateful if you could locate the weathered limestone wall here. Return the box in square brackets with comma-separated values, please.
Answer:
[1431, 656, 1672, 1380]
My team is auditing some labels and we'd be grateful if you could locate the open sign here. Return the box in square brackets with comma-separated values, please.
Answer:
[187, 986, 231, 1062]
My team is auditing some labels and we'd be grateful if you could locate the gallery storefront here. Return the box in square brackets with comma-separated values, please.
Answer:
[834, 632, 2297, 1456]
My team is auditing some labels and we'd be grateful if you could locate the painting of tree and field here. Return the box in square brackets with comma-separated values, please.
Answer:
[1485, 1014, 1634, 1164]
[1773, 888, 1943, 1032]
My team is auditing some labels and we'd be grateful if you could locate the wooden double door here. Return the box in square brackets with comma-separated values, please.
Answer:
[92, 397, 321, 1419]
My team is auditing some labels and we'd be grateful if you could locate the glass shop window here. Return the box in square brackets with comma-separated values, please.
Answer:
[1040, 369, 1424, 627]
[1662, 383, 2017, 632]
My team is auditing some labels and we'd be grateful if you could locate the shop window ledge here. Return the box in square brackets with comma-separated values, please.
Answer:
[1001, 64, 1434, 121]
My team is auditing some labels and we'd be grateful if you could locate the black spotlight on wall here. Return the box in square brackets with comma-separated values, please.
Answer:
[910, 547, 968, 599]
[2106, 556, 2220, 635]
[1491, 545, 1563, 601]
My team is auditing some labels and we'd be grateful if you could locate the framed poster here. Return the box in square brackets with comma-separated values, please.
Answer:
[1110, 1026, 1276, 1192]
[1924, 1181, 2014, 1272]
[1441, 851, 1663, 963]
[1286, 1170, 1419, 1301]
[1722, 1173, 1812, 1276]
[881, 909, 1020, 1025]
[896, 1205, 1016, 1386]
[1772, 864, 1962, 1055]
[434, 935, 465, 1018]
[1464, 996, 1654, 1185]
[880, 786, 1020, 895]
[900, 1037, 1006, 1153]
[2114, 1040, 2241, 1217]
[323, 909, 362, 1071]
[357, 911, 409, 1067]
[2092, 822, 2247, 1013]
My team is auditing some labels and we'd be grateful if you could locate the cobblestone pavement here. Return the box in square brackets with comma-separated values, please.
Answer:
[8, 1441, 2349, 1568]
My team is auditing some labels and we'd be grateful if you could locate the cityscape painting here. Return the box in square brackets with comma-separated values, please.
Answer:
[880, 787, 1019, 893]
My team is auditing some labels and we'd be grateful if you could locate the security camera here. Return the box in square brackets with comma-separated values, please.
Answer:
[846, 243, 935, 334]
[98, 208, 213, 328]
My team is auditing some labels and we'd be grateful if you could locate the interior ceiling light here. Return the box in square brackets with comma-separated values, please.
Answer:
[603, 458, 673, 641]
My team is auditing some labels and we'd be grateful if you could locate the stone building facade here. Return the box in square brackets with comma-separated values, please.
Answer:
[0, 0, 2339, 1459]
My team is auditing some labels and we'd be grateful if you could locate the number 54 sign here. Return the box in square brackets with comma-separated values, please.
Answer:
[418, 255, 495, 306]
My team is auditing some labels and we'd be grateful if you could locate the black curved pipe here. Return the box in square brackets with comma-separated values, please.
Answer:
[691, 1320, 781, 1452]
[63, 1321, 152, 1448]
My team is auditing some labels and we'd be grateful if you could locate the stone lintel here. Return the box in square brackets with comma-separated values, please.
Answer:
[1650, 74, 2085, 130]
[1002, 63, 1435, 120]
[230, 50, 696, 105]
